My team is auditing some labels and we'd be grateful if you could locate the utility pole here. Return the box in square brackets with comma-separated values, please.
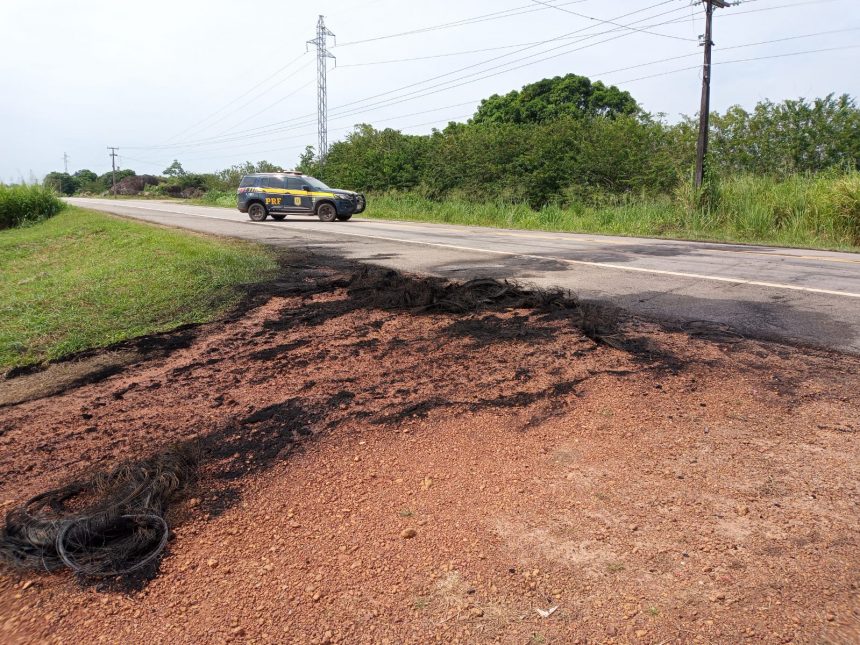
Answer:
[107, 146, 119, 196]
[63, 152, 69, 174]
[694, 0, 729, 189]
[307, 15, 336, 162]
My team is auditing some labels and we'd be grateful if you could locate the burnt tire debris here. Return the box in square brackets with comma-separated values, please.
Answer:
[0, 446, 197, 580]
[0, 262, 668, 587]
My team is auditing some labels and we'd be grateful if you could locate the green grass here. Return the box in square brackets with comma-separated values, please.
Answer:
[194, 190, 236, 208]
[0, 206, 278, 370]
[362, 172, 860, 252]
[0, 184, 65, 229]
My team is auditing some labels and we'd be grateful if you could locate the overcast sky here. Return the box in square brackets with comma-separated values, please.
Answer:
[1, 0, 857, 181]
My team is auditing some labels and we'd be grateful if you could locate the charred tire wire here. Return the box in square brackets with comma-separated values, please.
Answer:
[344, 267, 624, 347]
[0, 446, 197, 579]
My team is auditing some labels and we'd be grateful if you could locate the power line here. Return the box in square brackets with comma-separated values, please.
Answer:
[112, 36, 859, 171]
[126, 0, 688, 151]
[162, 51, 309, 144]
[666, 0, 840, 23]
[586, 26, 860, 79]
[530, 0, 696, 41]
[167, 60, 314, 145]
[334, 0, 589, 48]
[321, 1, 685, 116]
[615, 43, 860, 84]
[718, 42, 860, 64]
[146, 110, 477, 167]
[211, 79, 316, 136]
[157, 3, 586, 143]
[317, 0, 849, 69]
[119, 0, 847, 154]
[339, 43, 534, 67]
[181, 39, 860, 163]
[315, 6, 697, 125]
[178, 0, 684, 144]
[140, 100, 484, 163]
[721, 26, 860, 50]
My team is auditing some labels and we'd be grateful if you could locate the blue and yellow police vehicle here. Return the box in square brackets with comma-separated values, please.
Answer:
[237, 171, 366, 222]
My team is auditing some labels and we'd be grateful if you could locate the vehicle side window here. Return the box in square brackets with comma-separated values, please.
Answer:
[239, 176, 257, 188]
[286, 177, 305, 190]
[264, 177, 286, 189]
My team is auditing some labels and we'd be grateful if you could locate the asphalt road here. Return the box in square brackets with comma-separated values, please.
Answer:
[67, 197, 860, 354]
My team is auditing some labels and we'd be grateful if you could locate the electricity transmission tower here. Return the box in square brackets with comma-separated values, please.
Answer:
[63, 152, 69, 173]
[307, 15, 336, 162]
[107, 146, 119, 196]
[694, 0, 730, 188]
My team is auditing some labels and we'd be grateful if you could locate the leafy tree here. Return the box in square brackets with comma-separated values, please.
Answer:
[254, 160, 284, 173]
[70, 169, 100, 194]
[43, 172, 79, 195]
[472, 74, 639, 125]
[681, 93, 860, 177]
[296, 146, 318, 176]
[73, 169, 98, 184]
[163, 159, 187, 177]
[209, 161, 286, 191]
[319, 125, 429, 191]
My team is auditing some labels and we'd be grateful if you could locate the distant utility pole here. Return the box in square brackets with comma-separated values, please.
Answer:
[63, 152, 69, 174]
[307, 15, 336, 162]
[107, 146, 119, 196]
[694, 0, 730, 189]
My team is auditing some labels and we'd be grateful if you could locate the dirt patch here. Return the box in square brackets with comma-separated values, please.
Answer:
[0, 258, 858, 644]
[0, 326, 200, 407]
[0, 351, 139, 407]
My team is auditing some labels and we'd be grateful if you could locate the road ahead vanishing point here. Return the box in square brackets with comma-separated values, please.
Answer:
[68, 197, 860, 354]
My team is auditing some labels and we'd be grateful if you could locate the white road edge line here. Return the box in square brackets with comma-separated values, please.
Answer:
[76, 201, 860, 300]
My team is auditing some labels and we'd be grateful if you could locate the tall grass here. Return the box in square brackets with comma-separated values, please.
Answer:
[364, 172, 860, 251]
[195, 190, 236, 208]
[0, 184, 65, 229]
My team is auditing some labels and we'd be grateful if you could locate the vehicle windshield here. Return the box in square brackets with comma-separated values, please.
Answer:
[303, 176, 331, 191]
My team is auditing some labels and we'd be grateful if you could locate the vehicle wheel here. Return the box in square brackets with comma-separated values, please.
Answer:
[270, 214, 286, 221]
[336, 213, 352, 222]
[317, 203, 337, 222]
[248, 203, 267, 221]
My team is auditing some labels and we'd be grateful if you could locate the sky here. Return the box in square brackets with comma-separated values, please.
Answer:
[1, 0, 858, 181]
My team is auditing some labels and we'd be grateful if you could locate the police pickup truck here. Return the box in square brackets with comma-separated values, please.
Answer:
[237, 171, 366, 222]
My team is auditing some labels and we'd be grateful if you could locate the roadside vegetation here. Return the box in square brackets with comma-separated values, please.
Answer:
[366, 171, 860, 250]
[0, 207, 277, 370]
[0, 184, 65, 229]
[42, 74, 860, 249]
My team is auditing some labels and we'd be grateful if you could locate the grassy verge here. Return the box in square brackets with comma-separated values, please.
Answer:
[0, 206, 278, 370]
[363, 173, 860, 252]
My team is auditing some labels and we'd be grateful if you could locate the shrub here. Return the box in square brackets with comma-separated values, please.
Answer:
[822, 171, 860, 244]
[197, 190, 236, 207]
[0, 184, 65, 229]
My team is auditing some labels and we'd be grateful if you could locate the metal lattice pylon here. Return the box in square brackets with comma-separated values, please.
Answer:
[307, 15, 336, 162]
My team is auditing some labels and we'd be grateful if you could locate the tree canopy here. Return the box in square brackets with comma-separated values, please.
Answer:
[471, 73, 639, 125]
[163, 160, 187, 177]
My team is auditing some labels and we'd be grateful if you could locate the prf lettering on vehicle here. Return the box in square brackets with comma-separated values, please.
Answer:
[236, 171, 366, 223]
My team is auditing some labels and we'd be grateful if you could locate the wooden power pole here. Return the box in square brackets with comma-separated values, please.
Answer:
[107, 147, 119, 196]
[695, 0, 729, 188]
